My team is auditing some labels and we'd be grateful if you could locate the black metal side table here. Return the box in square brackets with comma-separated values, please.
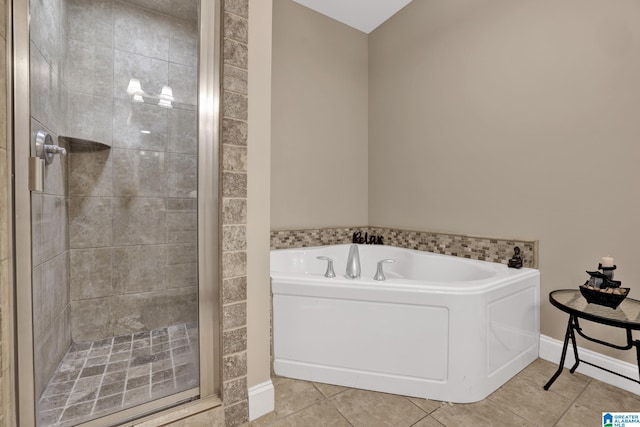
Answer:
[544, 289, 640, 390]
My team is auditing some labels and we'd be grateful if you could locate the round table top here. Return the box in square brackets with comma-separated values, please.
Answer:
[549, 289, 640, 329]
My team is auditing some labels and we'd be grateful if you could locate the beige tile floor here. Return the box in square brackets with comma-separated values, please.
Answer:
[245, 359, 640, 427]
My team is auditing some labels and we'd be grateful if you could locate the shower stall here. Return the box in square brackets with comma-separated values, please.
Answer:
[13, 0, 220, 425]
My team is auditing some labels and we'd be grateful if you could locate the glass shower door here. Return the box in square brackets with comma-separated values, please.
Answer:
[27, 0, 203, 425]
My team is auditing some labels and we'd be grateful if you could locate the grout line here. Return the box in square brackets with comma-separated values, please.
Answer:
[411, 414, 445, 427]
[551, 376, 592, 427]
[56, 348, 90, 425]
[89, 339, 113, 416]
[320, 390, 354, 427]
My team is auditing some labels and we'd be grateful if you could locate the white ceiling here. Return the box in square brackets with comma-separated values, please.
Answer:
[291, 0, 413, 34]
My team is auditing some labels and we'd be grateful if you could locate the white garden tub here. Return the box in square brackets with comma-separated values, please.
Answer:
[270, 244, 540, 403]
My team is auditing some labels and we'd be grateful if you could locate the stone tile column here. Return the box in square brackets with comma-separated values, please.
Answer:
[220, 0, 249, 425]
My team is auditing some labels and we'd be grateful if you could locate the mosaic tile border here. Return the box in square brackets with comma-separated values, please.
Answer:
[271, 226, 538, 269]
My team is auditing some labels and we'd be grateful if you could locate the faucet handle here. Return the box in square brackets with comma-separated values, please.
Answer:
[316, 256, 336, 278]
[374, 259, 395, 281]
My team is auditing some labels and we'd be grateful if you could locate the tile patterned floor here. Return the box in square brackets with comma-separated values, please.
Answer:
[37, 323, 199, 427]
[246, 359, 640, 427]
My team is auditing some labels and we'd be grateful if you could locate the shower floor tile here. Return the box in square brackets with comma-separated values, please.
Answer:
[37, 323, 199, 427]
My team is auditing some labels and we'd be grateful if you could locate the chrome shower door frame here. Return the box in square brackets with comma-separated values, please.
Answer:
[12, 0, 221, 424]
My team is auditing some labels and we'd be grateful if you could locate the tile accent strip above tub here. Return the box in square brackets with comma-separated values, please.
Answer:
[270, 227, 538, 269]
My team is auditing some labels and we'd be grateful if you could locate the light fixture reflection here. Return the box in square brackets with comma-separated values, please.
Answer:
[160, 85, 174, 101]
[127, 78, 143, 96]
[127, 80, 175, 108]
[158, 99, 173, 109]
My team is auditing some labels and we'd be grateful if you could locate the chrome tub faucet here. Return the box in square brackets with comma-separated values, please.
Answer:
[316, 256, 336, 278]
[346, 244, 361, 279]
[374, 259, 395, 281]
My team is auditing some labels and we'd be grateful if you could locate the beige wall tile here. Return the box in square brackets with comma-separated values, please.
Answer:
[71, 297, 114, 342]
[224, 401, 248, 427]
[30, 46, 62, 137]
[168, 109, 197, 154]
[222, 302, 246, 331]
[222, 252, 246, 279]
[42, 136, 69, 196]
[40, 253, 70, 332]
[35, 306, 71, 397]
[112, 49, 168, 102]
[110, 287, 197, 336]
[112, 149, 165, 197]
[166, 153, 197, 198]
[222, 353, 247, 382]
[112, 98, 167, 149]
[69, 148, 112, 196]
[223, 65, 247, 95]
[67, 39, 114, 97]
[41, 195, 68, 260]
[166, 243, 196, 266]
[222, 199, 247, 225]
[169, 63, 197, 107]
[165, 262, 196, 289]
[222, 277, 246, 304]
[169, 19, 198, 67]
[67, 0, 114, 48]
[222, 118, 247, 146]
[124, 0, 197, 23]
[223, 38, 248, 69]
[224, 0, 248, 18]
[222, 328, 247, 355]
[112, 245, 168, 293]
[70, 248, 114, 300]
[65, 92, 113, 145]
[223, 377, 247, 406]
[224, 13, 248, 44]
[222, 226, 246, 251]
[69, 196, 112, 248]
[113, 1, 171, 61]
[112, 197, 166, 245]
[222, 145, 247, 173]
[222, 92, 247, 121]
[222, 172, 247, 198]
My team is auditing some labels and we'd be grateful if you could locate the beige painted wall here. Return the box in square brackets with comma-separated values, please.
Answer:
[369, 0, 640, 362]
[247, 0, 272, 390]
[270, 0, 369, 229]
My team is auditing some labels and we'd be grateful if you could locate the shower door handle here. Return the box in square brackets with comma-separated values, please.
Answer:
[35, 130, 67, 165]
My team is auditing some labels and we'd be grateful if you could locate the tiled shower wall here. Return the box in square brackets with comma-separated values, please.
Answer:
[220, 0, 250, 425]
[30, 0, 72, 399]
[66, 0, 199, 342]
[271, 226, 538, 268]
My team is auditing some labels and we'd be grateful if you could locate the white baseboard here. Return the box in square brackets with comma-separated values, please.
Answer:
[248, 380, 275, 421]
[539, 334, 640, 395]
